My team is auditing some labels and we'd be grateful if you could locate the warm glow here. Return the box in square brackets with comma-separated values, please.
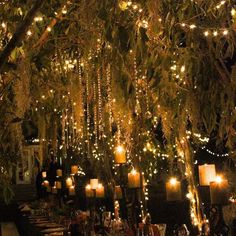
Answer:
[169, 177, 177, 185]
[215, 175, 223, 184]
[131, 169, 137, 175]
[97, 183, 103, 189]
[86, 184, 91, 190]
[116, 145, 124, 153]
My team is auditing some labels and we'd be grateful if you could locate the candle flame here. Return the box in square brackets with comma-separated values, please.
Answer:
[97, 183, 103, 189]
[169, 177, 177, 185]
[215, 175, 223, 184]
[86, 184, 91, 190]
[131, 169, 137, 175]
[116, 145, 124, 153]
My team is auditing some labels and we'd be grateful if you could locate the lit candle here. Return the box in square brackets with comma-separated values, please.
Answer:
[43, 180, 49, 187]
[42, 171, 47, 178]
[114, 145, 126, 164]
[128, 169, 140, 188]
[166, 177, 182, 201]
[198, 164, 216, 186]
[96, 183, 105, 198]
[85, 184, 94, 198]
[69, 186, 76, 196]
[210, 176, 229, 205]
[55, 181, 62, 189]
[52, 186, 57, 194]
[71, 165, 78, 175]
[115, 186, 122, 200]
[66, 177, 73, 188]
[90, 179, 98, 189]
[56, 169, 62, 177]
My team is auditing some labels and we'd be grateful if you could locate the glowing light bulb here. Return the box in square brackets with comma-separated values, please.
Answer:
[204, 31, 209, 37]
[213, 31, 218, 36]
[189, 24, 196, 29]
[223, 30, 228, 35]
[231, 8, 236, 16]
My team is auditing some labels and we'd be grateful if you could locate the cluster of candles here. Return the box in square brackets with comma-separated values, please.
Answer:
[42, 166, 78, 196]
[85, 179, 105, 198]
[164, 164, 230, 204]
[198, 164, 229, 205]
[42, 145, 229, 206]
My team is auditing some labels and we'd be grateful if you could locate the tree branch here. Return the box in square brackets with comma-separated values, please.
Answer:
[0, 0, 45, 73]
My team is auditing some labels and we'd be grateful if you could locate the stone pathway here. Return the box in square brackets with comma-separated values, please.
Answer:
[1, 222, 19, 236]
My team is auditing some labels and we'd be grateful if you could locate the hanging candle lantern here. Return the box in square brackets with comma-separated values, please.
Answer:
[66, 177, 73, 188]
[114, 145, 126, 164]
[69, 186, 76, 196]
[128, 169, 141, 188]
[210, 176, 229, 205]
[96, 183, 105, 198]
[55, 181, 62, 189]
[71, 165, 78, 175]
[90, 179, 99, 190]
[198, 164, 216, 186]
[85, 184, 94, 198]
[115, 186, 122, 200]
[52, 186, 57, 194]
[42, 171, 47, 178]
[56, 169, 62, 177]
[166, 177, 182, 201]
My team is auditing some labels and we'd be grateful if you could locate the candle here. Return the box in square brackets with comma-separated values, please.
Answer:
[210, 176, 229, 205]
[56, 169, 62, 177]
[128, 169, 140, 188]
[42, 171, 47, 178]
[96, 183, 105, 198]
[198, 164, 216, 186]
[85, 184, 94, 198]
[166, 178, 182, 201]
[71, 165, 78, 175]
[55, 181, 62, 189]
[114, 145, 126, 164]
[43, 180, 49, 187]
[52, 186, 57, 194]
[69, 186, 76, 196]
[66, 177, 73, 188]
[115, 186, 122, 200]
[90, 179, 98, 189]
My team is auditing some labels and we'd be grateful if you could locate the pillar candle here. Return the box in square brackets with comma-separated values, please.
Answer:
[56, 169, 62, 177]
[52, 186, 57, 194]
[114, 145, 126, 164]
[71, 165, 78, 175]
[85, 184, 94, 198]
[128, 169, 140, 188]
[166, 178, 181, 201]
[56, 181, 62, 189]
[96, 184, 105, 198]
[66, 177, 73, 188]
[69, 186, 76, 196]
[115, 186, 122, 200]
[42, 171, 47, 178]
[90, 179, 98, 190]
[198, 164, 216, 186]
[210, 176, 229, 205]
